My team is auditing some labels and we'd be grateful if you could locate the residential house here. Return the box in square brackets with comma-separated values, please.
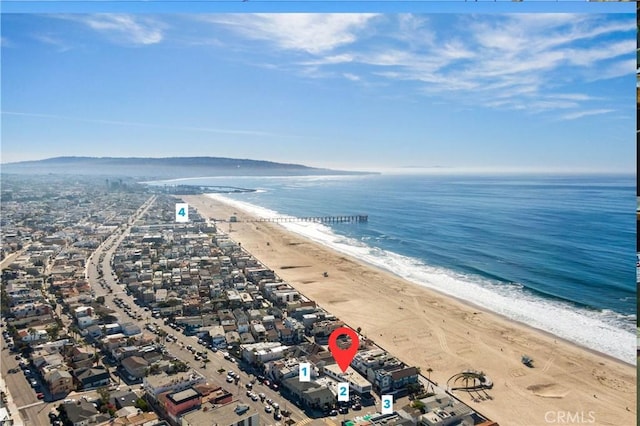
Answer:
[121, 356, 149, 381]
[67, 347, 95, 369]
[110, 390, 140, 409]
[73, 367, 110, 390]
[45, 369, 74, 395]
[120, 322, 142, 337]
[62, 400, 110, 426]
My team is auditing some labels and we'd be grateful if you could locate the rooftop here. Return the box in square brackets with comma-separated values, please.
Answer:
[169, 388, 200, 404]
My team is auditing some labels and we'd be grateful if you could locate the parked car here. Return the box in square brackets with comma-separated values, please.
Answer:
[36, 392, 44, 399]
[265, 405, 273, 413]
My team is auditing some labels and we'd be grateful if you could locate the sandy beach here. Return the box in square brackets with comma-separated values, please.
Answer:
[183, 194, 636, 426]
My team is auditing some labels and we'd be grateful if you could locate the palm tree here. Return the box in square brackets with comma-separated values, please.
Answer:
[427, 368, 434, 393]
[27, 327, 37, 342]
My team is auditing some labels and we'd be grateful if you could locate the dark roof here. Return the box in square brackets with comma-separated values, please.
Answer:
[74, 367, 108, 381]
[390, 366, 418, 381]
[110, 391, 139, 408]
[121, 356, 149, 369]
[64, 401, 99, 423]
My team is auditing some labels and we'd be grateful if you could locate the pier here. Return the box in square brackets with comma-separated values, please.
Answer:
[242, 215, 368, 224]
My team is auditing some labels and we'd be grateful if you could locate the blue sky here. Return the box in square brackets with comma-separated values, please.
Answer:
[1, 9, 636, 173]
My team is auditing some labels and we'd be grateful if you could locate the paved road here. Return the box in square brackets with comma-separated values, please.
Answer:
[3, 197, 157, 426]
[29, 194, 350, 426]
[82, 196, 321, 425]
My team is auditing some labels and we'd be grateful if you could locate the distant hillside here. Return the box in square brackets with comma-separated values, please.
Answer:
[1, 156, 371, 178]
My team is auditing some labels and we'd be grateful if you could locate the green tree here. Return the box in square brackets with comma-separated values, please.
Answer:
[412, 400, 426, 413]
[96, 296, 105, 304]
[135, 398, 150, 412]
[46, 324, 60, 341]
[97, 386, 111, 405]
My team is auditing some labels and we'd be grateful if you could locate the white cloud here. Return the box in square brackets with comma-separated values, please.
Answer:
[203, 14, 377, 55]
[185, 14, 634, 119]
[32, 33, 73, 52]
[560, 109, 614, 121]
[587, 58, 636, 81]
[63, 14, 165, 45]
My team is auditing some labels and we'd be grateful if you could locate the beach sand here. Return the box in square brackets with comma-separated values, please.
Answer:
[183, 194, 636, 426]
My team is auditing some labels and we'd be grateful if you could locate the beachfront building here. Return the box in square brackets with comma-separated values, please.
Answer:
[323, 364, 373, 395]
[352, 349, 403, 384]
[374, 366, 419, 396]
[404, 393, 482, 426]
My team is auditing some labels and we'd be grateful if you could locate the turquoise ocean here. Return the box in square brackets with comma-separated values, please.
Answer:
[151, 173, 636, 364]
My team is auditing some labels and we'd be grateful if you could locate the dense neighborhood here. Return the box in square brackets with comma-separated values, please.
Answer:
[1, 175, 496, 426]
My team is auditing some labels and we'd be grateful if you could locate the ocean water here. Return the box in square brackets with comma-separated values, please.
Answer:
[152, 173, 636, 364]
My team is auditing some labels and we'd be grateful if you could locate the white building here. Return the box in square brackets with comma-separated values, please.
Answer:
[241, 342, 289, 364]
[143, 370, 205, 401]
[323, 364, 373, 394]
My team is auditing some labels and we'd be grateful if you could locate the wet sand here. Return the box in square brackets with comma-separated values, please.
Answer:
[183, 194, 636, 426]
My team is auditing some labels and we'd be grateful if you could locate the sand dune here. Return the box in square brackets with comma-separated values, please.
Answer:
[183, 194, 636, 426]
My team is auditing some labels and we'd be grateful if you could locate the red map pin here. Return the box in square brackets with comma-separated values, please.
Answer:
[328, 327, 360, 373]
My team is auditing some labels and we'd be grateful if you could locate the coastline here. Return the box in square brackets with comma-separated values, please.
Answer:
[183, 194, 636, 426]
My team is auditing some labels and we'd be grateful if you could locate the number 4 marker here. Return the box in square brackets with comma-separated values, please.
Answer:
[176, 203, 189, 223]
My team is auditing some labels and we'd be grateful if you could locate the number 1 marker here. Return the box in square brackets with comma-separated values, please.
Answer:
[299, 362, 311, 382]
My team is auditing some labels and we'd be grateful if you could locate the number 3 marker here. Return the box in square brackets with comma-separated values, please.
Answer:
[382, 395, 393, 414]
